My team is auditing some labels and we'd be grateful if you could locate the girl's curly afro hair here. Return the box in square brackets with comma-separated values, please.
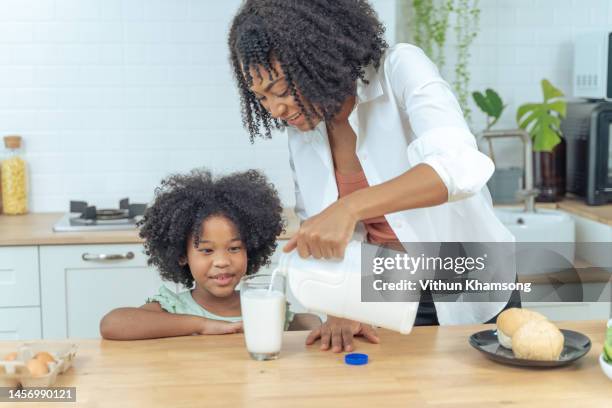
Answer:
[228, 0, 388, 141]
[138, 168, 285, 289]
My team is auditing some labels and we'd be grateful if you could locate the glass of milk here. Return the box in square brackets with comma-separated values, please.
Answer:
[240, 273, 286, 361]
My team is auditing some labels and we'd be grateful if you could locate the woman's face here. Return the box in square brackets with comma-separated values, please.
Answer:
[247, 60, 320, 132]
[185, 215, 247, 298]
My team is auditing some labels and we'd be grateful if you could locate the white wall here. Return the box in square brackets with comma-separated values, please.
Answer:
[0, 0, 397, 212]
[1, 0, 605, 211]
[433, 0, 608, 167]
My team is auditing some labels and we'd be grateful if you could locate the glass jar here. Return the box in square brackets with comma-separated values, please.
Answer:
[533, 138, 566, 202]
[1, 135, 28, 215]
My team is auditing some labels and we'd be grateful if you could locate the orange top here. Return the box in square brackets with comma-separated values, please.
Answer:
[334, 169, 399, 245]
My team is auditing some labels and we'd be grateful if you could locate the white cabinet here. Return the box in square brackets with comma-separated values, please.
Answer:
[0, 246, 39, 307]
[40, 244, 175, 339]
[0, 246, 41, 340]
[0, 308, 41, 340]
[525, 213, 612, 321]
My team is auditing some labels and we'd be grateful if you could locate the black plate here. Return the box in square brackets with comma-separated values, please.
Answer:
[469, 329, 591, 367]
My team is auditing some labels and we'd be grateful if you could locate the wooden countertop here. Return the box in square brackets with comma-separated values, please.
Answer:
[0, 196, 609, 246]
[558, 198, 612, 226]
[4, 321, 610, 407]
[0, 210, 300, 246]
[0, 213, 143, 246]
[496, 196, 612, 226]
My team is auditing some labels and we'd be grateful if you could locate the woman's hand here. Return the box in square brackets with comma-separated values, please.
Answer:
[197, 318, 243, 335]
[305, 316, 379, 352]
[283, 199, 358, 259]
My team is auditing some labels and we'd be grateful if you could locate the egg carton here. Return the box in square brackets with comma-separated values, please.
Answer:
[0, 342, 77, 388]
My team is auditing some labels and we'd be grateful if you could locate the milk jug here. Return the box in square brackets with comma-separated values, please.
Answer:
[278, 241, 418, 334]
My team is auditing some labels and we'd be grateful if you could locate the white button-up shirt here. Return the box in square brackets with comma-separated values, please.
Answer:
[286, 44, 515, 325]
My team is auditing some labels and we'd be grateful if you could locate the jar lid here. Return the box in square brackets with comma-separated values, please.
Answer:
[4, 135, 22, 149]
[344, 353, 368, 365]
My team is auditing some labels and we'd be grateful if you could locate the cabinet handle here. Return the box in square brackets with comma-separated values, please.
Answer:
[81, 252, 135, 261]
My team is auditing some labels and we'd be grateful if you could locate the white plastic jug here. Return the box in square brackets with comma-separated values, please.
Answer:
[278, 241, 418, 334]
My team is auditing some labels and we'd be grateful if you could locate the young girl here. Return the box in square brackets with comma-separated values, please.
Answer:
[100, 169, 319, 340]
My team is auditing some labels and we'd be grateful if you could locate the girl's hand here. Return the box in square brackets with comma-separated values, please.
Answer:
[283, 199, 358, 259]
[305, 316, 379, 352]
[198, 318, 243, 335]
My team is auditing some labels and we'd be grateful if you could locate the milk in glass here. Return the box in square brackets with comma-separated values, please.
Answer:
[240, 274, 286, 360]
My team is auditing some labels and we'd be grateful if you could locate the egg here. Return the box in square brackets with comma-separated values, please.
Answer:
[26, 358, 49, 377]
[2, 352, 19, 375]
[3, 352, 18, 361]
[34, 351, 55, 366]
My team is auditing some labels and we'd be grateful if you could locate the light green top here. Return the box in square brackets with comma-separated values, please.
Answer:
[147, 286, 294, 329]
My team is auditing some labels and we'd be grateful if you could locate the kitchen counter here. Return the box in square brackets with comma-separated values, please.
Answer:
[4, 320, 609, 407]
[1, 196, 609, 246]
[0, 210, 300, 246]
[557, 198, 612, 226]
[495, 196, 612, 226]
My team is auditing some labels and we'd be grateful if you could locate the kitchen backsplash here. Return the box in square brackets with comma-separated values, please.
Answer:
[0, 0, 395, 212]
[440, 0, 608, 168]
[0, 0, 602, 212]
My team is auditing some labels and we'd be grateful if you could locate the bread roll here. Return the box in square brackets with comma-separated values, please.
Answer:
[512, 320, 564, 361]
[496, 308, 547, 349]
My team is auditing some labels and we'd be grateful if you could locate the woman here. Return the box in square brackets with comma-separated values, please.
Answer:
[228, 0, 516, 352]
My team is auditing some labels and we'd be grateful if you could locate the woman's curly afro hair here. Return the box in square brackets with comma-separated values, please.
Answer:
[228, 0, 388, 141]
[138, 168, 285, 289]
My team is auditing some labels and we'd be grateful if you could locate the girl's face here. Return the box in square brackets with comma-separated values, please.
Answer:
[247, 60, 321, 132]
[185, 215, 247, 298]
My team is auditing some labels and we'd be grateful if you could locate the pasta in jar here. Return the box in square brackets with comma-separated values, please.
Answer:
[1, 136, 28, 215]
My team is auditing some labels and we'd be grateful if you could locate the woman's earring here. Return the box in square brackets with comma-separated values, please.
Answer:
[178, 257, 187, 266]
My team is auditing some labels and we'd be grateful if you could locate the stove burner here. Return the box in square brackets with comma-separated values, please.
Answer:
[53, 198, 148, 232]
[69, 198, 147, 221]
[95, 209, 129, 220]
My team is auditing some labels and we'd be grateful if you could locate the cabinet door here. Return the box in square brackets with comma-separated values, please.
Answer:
[40, 244, 176, 339]
[0, 246, 39, 307]
[0, 307, 41, 340]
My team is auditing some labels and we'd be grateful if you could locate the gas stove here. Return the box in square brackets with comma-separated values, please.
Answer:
[53, 198, 147, 232]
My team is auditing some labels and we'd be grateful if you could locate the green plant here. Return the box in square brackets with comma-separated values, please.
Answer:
[411, 0, 453, 70]
[516, 79, 567, 152]
[472, 88, 505, 131]
[453, 0, 480, 124]
[400, 0, 480, 125]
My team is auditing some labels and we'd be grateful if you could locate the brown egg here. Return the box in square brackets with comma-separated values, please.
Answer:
[26, 358, 49, 377]
[34, 351, 55, 365]
[3, 352, 18, 361]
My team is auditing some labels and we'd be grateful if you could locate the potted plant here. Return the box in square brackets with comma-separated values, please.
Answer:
[516, 79, 567, 202]
[472, 88, 505, 162]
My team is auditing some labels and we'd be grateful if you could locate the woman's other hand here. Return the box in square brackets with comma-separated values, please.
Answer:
[283, 199, 357, 259]
[305, 316, 379, 352]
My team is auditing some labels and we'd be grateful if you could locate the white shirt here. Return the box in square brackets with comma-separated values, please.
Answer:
[286, 44, 515, 325]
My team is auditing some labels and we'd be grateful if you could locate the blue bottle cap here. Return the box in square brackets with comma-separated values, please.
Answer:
[344, 353, 368, 365]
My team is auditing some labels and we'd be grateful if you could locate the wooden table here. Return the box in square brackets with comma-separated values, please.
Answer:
[3, 321, 611, 407]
